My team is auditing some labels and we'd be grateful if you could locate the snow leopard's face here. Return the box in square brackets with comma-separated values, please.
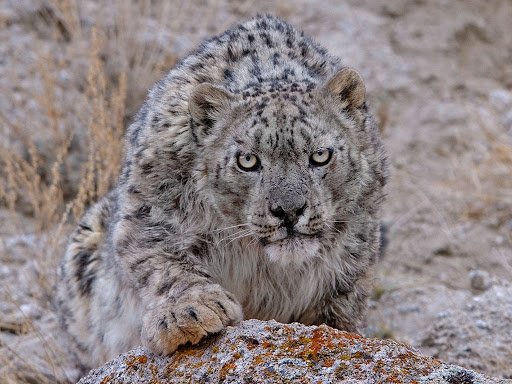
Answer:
[191, 70, 385, 264]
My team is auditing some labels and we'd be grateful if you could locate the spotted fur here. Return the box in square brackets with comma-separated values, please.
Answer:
[57, 15, 387, 369]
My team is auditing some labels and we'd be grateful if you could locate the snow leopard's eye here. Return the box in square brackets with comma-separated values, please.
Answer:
[310, 148, 333, 167]
[237, 153, 260, 171]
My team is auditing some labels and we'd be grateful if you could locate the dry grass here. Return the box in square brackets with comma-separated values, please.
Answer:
[447, 110, 512, 230]
[0, 24, 126, 384]
[0, 1, 227, 382]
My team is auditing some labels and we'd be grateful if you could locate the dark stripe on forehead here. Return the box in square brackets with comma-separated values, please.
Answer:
[253, 128, 263, 151]
[286, 128, 299, 157]
[299, 127, 312, 146]
[274, 131, 281, 153]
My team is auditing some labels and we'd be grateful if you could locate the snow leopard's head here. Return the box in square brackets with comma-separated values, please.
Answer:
[190, 68, 387, 264]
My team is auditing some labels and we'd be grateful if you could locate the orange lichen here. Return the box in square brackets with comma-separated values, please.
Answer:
[322, 358, 335, 368]
[261, 340, 274, 349]
[138, 355, 148, 364]
[219, 361, 236, 381]
[149, 363, 159, 382]
[253, 354, 265, 365]
[309, 328, 325, 357]
[99, 374, 112, 384]
[124, 354, 149, 370]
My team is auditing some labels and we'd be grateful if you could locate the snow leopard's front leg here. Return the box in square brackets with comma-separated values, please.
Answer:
[113, 215, 243, 355]
[314, 271, 372, 333]
[141, 273, 243, 355]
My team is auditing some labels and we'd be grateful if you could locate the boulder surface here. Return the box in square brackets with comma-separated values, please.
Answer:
[78, 320, 507, 383]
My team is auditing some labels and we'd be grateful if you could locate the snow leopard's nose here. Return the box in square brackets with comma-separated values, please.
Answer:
[269, 202, 307, 229]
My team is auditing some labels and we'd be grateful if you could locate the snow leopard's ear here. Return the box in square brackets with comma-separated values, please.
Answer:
[189, 83, 234, 131]
[322, 68, 366, 110]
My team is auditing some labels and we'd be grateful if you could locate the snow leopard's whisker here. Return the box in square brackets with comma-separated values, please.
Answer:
[222, 228, 252, 239]
[215, 229, 253, 246]
[213, 223, 251, 233]
[247, 237, 258, 247]
[224, 231, 253, 246]
[325, 223, 343, 234]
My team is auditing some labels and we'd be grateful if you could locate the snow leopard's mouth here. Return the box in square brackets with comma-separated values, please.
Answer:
[259, 228, 320, 246]
[261, 234, 322, 264]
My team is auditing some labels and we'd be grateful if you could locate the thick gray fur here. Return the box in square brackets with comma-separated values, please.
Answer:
[57, 15, 387, 370]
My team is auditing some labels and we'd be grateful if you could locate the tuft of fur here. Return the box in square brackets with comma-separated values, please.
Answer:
[57, 15, 387, 370]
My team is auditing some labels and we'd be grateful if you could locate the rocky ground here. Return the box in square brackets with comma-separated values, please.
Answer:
[0, 0, 511, 382]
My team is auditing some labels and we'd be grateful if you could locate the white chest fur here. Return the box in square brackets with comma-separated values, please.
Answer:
[205, 236, 342, 323]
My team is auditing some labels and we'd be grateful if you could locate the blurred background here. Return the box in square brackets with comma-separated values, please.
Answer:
[0, 0, 511, 382]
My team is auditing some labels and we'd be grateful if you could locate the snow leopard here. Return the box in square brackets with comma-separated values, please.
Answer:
[57, 14, 387, 369]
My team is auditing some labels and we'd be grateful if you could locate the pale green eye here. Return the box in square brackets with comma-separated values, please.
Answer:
[310, 148, 333, 166]
[237, 153, 260, 171]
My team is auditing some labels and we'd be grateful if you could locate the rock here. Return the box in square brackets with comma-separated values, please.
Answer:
[488, 89, 512, 132]
[420, 282, 512, 378]
[469, 270, 492, 291]
[503, 109, 512, 132]
[369, 282, 512, 378]
[78, 320, 505, 384]
[0, 265, 10, 277]
[489, 89, 512, 112]
[432, 243, 454, 257]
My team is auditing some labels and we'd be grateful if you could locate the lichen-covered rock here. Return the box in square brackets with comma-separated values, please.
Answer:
[78, 320, 506, 384]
